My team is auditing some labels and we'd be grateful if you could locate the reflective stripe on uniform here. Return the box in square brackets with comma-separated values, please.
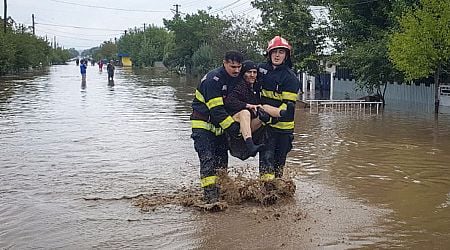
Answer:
[195, 90, 205, 103]
[191, 120, 224, 136]
[206, 96, 224, 109]
[219, 116, 235, 130]
[260, 173, 275, 182]
[279, 103, 287, 110]
[282, 91, 298, 102]
[270, 121, 295, 130]
[261, 89, 282, 101]
[201, 175, 218, 187]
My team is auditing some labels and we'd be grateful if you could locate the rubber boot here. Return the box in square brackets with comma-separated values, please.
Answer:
[203, 185, 219, 204]
[261, 180, 279, 205]
[245, 137, 265, 157]
[279, 102, 295, 119]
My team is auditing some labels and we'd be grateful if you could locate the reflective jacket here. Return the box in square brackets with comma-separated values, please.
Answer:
[191, 67, 240, 136]
[257, 62, 300, 133]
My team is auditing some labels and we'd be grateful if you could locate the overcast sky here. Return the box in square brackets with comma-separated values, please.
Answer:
[2, 0, 258, 50]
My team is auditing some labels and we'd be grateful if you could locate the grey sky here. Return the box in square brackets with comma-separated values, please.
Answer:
[2, 0, 258, 50]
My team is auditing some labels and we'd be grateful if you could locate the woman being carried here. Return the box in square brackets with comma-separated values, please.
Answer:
[224, 60, 292, 159]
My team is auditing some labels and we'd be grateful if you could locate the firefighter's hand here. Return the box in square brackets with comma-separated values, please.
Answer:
[246, 103, 261, 113]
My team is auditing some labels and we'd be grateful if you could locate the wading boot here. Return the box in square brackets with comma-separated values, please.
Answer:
[203, 185, 219, 204]
[261, 180, 279, 205]
[201, 185, 227, 212]
[245, 138, 265, 157]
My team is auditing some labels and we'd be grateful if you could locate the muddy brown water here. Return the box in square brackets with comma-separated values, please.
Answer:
[1, 64, 449, 249]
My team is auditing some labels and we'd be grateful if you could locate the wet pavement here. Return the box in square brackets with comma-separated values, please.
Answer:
[1, 64, 450, 249]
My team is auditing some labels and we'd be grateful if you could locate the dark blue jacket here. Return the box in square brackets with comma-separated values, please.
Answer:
[80, 64, 87, 74]
[257, 62, 301, 133]
[191, 67, 240, 135]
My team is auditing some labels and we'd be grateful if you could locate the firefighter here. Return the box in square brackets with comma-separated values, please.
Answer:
[257, 36, 301, 185]
[190, 50, 243, 204]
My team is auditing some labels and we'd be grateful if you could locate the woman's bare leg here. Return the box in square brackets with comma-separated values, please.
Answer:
[232, 109, 252, 139]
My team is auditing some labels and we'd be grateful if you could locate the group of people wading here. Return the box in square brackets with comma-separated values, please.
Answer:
[78, 59, 115, 82]
[190, 36, 301, 207]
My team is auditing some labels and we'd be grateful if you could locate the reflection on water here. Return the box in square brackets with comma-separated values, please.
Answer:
[1, 65, 449, 249]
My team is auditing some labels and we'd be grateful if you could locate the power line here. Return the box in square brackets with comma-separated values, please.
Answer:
[49, 0, 170, 13]
[35, 22, 124, 31]
[211, 0, 242, 14]
[38, 31, 107, 42]
[39, 27, 121, 37]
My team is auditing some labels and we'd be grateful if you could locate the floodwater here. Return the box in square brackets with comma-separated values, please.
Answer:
[1, 64, 449, 249]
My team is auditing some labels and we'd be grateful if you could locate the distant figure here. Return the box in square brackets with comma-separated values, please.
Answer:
[76, 58, 80, 66]
[107, 60, 115, 81]
[80, 60, 87, 82]
[98, 60, 104, 71]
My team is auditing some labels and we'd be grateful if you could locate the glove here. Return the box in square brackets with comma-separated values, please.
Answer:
[225, 122, 241, 138]
[257, 107, 270, 123]
[279, 102, 295, 119]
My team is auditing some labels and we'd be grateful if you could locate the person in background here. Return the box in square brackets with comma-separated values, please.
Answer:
[98, 59, 104, 72]
[257, 35, 300, 189]
[190, 50, 243, 205]
[107, 60, 115, 81]
[80, 59, 87, 82]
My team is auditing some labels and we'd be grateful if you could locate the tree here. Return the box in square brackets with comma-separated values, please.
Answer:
[116, 25, 171, 67]
[191, 44, 215, 75]
[323, 0, 414, 101]
[163, 10, 229, 74]
[98, 41, 118, 61]
[389, 0, 450, 112]
[215, 14, 264, 63]
[252, 0, 323, 73]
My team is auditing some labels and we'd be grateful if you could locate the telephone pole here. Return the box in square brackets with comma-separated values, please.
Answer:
[173, 4, 180, 18]
[3, 0, 7, 33]
[32, 14, 35, 35]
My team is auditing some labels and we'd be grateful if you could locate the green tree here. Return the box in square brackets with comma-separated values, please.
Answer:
[252, 0, 323, 73]
[116, 25, 171, 67]
[217, 14, 264, 63]
[67, 48, 79, 58]
[191, 44, 215, 75]
[0, 32, 16, 74]
[389, 0, 450, 112]
[163, 10, 229, 74]
[99, 41, 118, 61]
[323, 0, 413, 101]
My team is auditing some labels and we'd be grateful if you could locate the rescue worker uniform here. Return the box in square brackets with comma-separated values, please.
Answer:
[257, 36, 301, 181]
[191, 66, 241, 203]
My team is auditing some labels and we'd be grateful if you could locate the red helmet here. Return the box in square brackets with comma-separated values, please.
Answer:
[266, 36, 292, 54]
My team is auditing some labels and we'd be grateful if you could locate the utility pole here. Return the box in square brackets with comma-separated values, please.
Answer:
[32, 14, 35, 35]
[143, 23, 146, 43]
[173, 4, 180, 18]
[3, 0, 7, 33]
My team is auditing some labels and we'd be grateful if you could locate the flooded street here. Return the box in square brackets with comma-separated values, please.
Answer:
[1, 64, 450, 249]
